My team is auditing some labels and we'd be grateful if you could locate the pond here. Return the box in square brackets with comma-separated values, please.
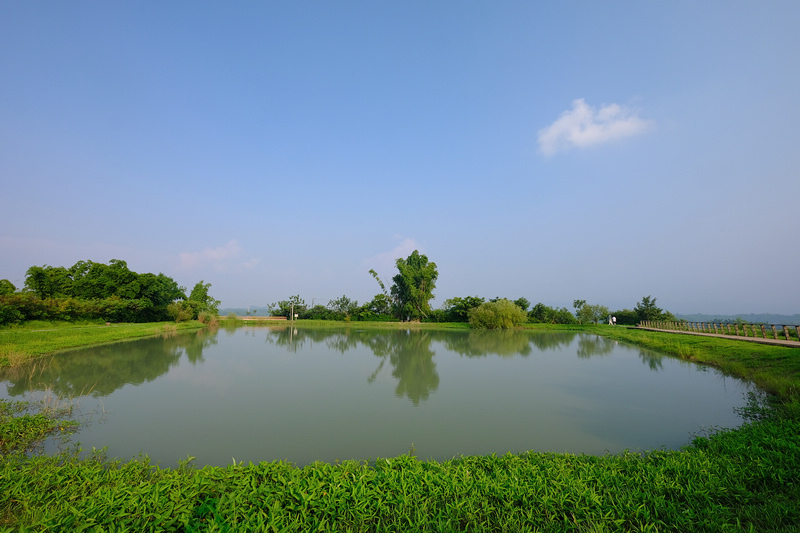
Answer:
[0, 326, 754, 467]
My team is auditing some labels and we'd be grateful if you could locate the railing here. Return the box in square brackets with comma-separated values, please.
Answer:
[638, 321, 800, 342]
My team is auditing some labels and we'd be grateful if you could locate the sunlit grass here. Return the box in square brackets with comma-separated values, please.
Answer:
[0, 321, 205, 368]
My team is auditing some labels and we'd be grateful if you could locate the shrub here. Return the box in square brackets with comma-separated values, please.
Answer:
[168, 302, 193, 322]
[468, 299, 528, 329]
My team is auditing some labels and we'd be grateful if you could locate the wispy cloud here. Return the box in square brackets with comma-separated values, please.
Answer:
[363, 237, 420, 275]
[538, 98, 653, 156]
[178, 239, 259, 272]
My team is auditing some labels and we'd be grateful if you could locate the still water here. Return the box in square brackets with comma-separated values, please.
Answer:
[0, 326, 753, 467]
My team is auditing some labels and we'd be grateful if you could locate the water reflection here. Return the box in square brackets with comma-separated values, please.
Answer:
[0, 328, 218, 397]
[575, 335, 665, 370]
[263, 328, 440, 405]
[0, 326, 753, 466]
[0, 328, 667, 402]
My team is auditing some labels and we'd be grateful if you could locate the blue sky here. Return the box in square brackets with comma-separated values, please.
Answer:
[2, 2, 798, 315]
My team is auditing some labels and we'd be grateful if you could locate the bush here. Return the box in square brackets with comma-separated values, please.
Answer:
[528, 303, 577, 324]
[468, 299, 528, 329]
[168, 302, 193, 322]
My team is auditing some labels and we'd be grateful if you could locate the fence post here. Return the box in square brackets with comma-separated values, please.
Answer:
[783, 326, 791, 341]
[761, 325, 767, 338]
[771, 325, 778, 340]
[744, 324, 751, 337]
[735, 324, 741, 336]
[796, 326, 800, 341]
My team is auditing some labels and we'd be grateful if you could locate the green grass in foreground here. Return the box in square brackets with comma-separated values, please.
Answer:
[0, 320, 206, 368]
[1, 324, 799, 531]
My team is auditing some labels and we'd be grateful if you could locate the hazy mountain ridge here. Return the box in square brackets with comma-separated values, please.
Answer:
[676, 313, 800, 325]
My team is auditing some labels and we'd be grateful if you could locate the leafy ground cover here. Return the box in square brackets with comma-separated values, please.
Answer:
[1, 325, 799, 531]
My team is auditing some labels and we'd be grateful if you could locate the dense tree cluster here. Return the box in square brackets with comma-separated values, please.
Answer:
[0, 260, 218, 325]
[611, 296, 676, 326]
[264, 250, 675, 331]
[269, 250, 439, 323]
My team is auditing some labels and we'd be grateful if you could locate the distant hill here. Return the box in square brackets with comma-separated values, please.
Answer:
[676, 313, 800, 325]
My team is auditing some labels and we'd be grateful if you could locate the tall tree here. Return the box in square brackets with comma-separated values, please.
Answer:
[0, 279, 17, 295]
[188, 281, 221, 315]
[390, 250, 438, 321]
[635, 295, 663, 322]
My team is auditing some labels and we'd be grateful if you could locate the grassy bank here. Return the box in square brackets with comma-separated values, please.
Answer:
[1, 325, 799, 530]
[0, 320, 206, 368]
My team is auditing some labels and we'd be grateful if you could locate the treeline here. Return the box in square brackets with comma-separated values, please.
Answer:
[0, 260, 219, 325]
[266, 250, 674, 329]
[264, 292, 675, 329]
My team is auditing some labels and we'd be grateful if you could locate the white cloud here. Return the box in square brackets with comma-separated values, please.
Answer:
[363, 237, 420, 275]
[178, 239, 256, 272]
[538, 98, 653, 156]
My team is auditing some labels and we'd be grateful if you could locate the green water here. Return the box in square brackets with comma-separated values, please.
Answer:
[0, 326, 753, 466]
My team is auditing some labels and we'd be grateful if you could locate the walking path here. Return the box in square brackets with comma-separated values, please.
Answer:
[635, 327, 800, 348]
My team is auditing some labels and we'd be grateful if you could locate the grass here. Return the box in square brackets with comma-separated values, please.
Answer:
[0, 320, 206, 368]
[1, 323, 799, 530]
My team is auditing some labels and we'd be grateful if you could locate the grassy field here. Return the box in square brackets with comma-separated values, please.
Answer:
[1, 323, 799, 531]
[0, 320, 206, 368]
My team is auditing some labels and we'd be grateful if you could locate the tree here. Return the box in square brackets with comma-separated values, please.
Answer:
[610, 308, 638, 326]
[529, 303, 582, 325]
[513, 297, 530, 312]
[270, 295, 306, 319]
[0, 279, 16, 295]
[186, 281, 221, 317]
[328, 294, 358, 318]
[635, 295, 663, 322]
[390, 251, 438, 321]
[468, 299, 528, 329]
[25, 265, 71, 299]
[577, 303, 610, 325]
[573, 299, 587, 323]
[442, 296, 485, 322]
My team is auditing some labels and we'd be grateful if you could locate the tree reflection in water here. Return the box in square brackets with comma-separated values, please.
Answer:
[575, 334, 664, 370]
[0, 328, 219, 398]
